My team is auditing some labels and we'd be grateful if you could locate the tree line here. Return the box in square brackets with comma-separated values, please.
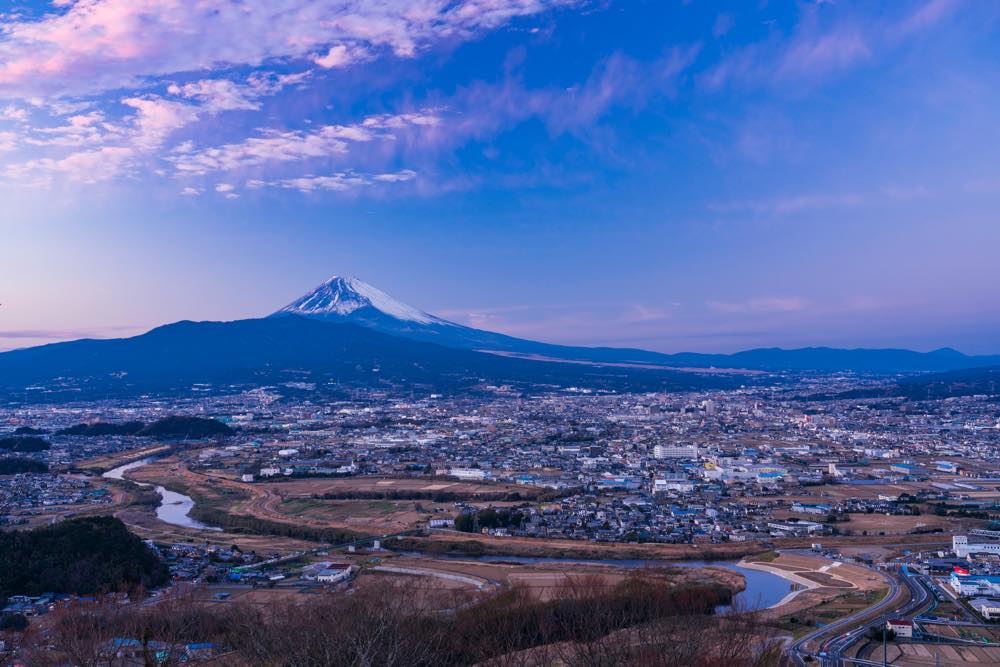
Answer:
[57, 416, 232, 438]
[312, 486, 576, 503]
[1, 574, 781, 667]
[0, 517, 169, 598]
[188, 506, 361, 544]
[0, 458, 48, 474]
[0, 437, 50, 453]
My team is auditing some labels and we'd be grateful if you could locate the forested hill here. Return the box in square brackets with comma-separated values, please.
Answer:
[57, 416, 232, 438]
[0, 517, 169, 597]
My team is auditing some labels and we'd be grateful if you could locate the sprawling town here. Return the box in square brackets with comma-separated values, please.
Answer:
[3, 374, 1000, 664]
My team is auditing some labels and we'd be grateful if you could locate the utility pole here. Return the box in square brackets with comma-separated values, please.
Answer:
[883, 621, 888, 667]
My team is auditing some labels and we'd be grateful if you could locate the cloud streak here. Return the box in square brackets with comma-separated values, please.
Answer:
[0, 0, 579, 99]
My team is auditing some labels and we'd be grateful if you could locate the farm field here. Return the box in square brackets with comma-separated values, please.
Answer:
[243, 474, 540, 499]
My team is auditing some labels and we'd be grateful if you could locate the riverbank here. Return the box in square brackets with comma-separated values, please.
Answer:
[737, 559, 820, 608]
[102, 459, 222, 531]
[393, 551, 799, 610]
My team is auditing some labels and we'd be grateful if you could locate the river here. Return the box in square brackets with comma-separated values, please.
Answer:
[100, 461, 792, 608]
[401, 553, 793, 611]
[103, 458, 221, 531]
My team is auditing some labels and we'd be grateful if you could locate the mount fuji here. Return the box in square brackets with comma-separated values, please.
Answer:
[274, 276, 452, 331]
[272, 276, 548, 354]
[270, 275, 684, 364]
[1, 275, 998, 402]
[270, 276, 1000, 374]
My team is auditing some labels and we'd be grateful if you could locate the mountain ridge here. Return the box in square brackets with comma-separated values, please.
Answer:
[269, 276, 1000, 373]
[1, 277, 999, 402]
[0, 316, 749, 401]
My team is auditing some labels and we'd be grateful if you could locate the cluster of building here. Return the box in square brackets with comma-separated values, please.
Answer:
[0, 474, 111, 524]
[3, 378, 1000, 547]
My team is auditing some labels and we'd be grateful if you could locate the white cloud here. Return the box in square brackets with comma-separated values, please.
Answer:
[258, 168, 418, 193]
[4, 95, 198, 182]
[372, 169, 417, 182]
[313, 44, 369, 69]
[167, 79, 261, 112]
[170, 111, 440, 176]
[0, 0, 579, 99]
[5, 145, 134, 185]
[0, 131, 17, 151]
[120, 96, 200, 150]
[1, 105, 29, 122]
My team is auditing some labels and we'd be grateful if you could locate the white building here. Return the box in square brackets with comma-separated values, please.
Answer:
[886, 619, 913, 638]
[449, 468, 488, 481]
[767, 520, 823, 536]
[653, 478, 695, 493]
[653, 445, 699, 459]
[950, 572, 1000, 597]
[969, 598, 1000, 620]
[317, 567, 352, 584]
[953, 535, 1000, 558]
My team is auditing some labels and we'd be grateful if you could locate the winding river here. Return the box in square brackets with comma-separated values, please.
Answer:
[103, 458, 221, 531]
[101, 461, 792, 608]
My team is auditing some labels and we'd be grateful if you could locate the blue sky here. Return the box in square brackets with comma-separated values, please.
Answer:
[2, 0, 999, 353]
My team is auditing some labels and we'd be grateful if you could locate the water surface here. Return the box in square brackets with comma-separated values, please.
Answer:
[103, 458, 221, 531]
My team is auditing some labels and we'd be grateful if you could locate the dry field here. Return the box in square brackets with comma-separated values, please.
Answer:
[359, 554, 743, 601]
[886, 642, 1000, 665]
[771, 510, 979, 536]
[76, 444, 174, 472]
[247, 475, 533, 498]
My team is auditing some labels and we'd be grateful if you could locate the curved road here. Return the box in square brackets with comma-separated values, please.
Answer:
[788, 564, 935, 666]
[787, 566, 902, 666]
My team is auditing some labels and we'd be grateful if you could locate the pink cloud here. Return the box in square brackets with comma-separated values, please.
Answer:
[701, 12, 872, 92]
[774, 27, 870, 81]
[0, 0, 579, 99]
[708, 192, 865, 217]
[895, 0, 962, 36]
[707, 297, 810, 315]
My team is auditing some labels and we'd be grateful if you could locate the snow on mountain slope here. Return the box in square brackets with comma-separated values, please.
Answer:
[275, 276, 442, 325]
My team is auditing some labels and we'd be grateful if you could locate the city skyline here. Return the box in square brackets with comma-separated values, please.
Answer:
[3, 0, 1000, 354]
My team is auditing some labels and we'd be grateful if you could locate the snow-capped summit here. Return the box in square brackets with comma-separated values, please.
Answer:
[274, 276, 444, 325]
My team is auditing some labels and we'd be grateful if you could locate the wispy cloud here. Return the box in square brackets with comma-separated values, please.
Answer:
[894, 0, 962, 37]
[0, 0, 580, 99]
[0, 326, 140, 341]
[707, 297, 810, 314]
[169, 110, 440, 177]
[708, 192, 864, 216]
[250, 169, 417, 193]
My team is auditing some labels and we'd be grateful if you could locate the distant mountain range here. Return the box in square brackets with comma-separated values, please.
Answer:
[274, 277, 1000, 374]
[1, 275, 997, 401]
[0, 316, 749, 401]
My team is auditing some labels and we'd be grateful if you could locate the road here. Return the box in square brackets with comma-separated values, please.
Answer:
[786, 563, 908, 666]
[828, 567, 933, 665]
[788, 563, 937, 667]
